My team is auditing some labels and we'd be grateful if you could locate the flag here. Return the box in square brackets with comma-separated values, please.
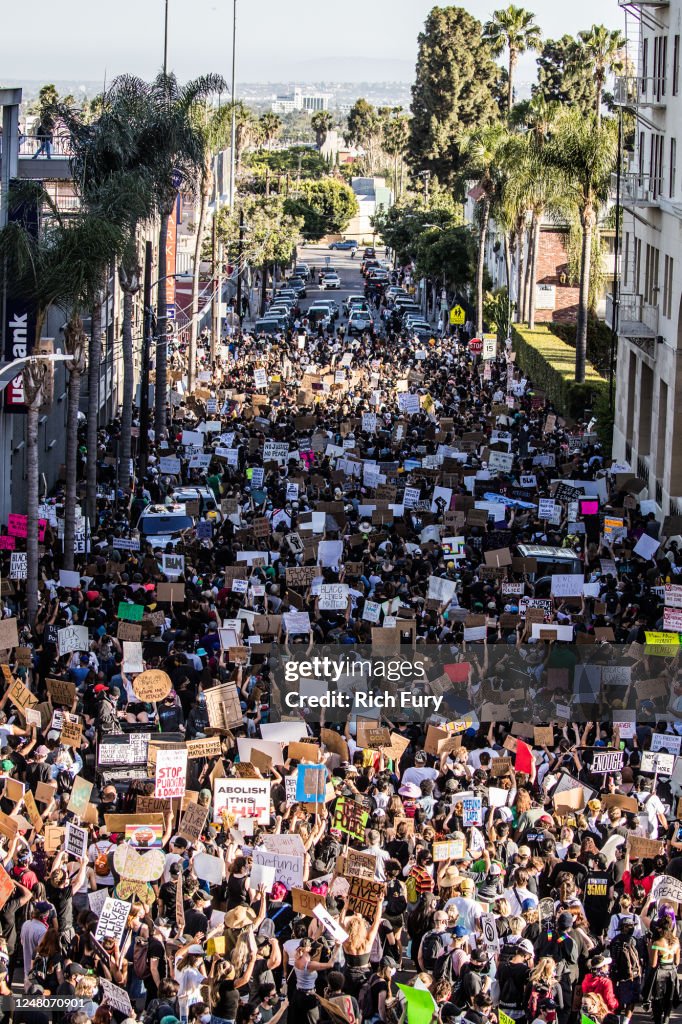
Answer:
[396, 983, 437, 1024]
[515, 739, 533, 775]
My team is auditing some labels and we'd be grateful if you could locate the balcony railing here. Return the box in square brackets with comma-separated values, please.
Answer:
[615, 171, 660, 206]
[614, 75, 667, 106]
[17, 136, 74, 159]
[606, 291, 659, 337]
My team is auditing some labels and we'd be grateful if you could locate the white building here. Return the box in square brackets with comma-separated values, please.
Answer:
[271, 87, 331, 114]
[612, 0, 682, 513]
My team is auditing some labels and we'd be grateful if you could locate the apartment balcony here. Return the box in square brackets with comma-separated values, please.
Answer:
[619, 0, 669, 6]
[0, 134, 73, 181]
[639, 77, 668, 107]
[614, 171, 660, 208]
[613, 76, 639, 107]
[606, 291, 659, 339]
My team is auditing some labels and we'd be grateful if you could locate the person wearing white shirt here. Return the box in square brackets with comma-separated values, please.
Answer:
[402, 752, 439, 789]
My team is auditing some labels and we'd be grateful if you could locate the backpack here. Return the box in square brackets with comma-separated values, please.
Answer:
[357, 980, 375, 1021]
[420, 930, 448, 975]
[610, 936, 641, 981]
[405, 873, 418, 904]
[385, 879, 407, 918]
[133, 936, 151, 979]
[94, 845, 111, 877]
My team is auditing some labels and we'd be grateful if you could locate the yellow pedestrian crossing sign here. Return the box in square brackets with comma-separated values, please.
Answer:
[450, 304, 465, 326]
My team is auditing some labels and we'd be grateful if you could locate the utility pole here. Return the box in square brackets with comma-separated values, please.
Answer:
[236, 209, 245, 322]
[228, 0, 237, 210]
[212, 216, 222, 365]
[139, 241, 153, 482]
[609, 111, 622, 411]
[163, 0, 169, 76]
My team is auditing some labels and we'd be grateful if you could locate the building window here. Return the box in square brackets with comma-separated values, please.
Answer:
[643, 37, 649, 90]
[644, 243, 660, 305]
[671, 138, 677, 197]
[674, 35, 680, 95]
[624, 231, 630, 286]
[662, 36, 668, 97]
[663, 255, 674, 319]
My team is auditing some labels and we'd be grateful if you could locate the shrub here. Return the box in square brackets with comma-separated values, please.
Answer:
[511, 324, 610, 444]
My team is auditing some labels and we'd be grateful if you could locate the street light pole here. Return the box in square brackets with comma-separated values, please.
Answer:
[163, 0, 169, 76]
[228, 0, 237, 211]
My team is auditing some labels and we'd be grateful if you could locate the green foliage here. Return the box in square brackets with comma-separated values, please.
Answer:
[311, 111, 334, 148]
[550, 315, 613, 375]
[511, 323, 608, 420]
[414, 225, 476, 289]
[483, 6, 542, 109]
[245, 147, 328, 181]
[483, 288, 512, 340]
[215, 194, 303, 268]
[346, 98, 382, 149]
[284, 178, 358, 241]
[534, 35, 594, 112]
[372, 193, 462, 265]
[564, 218, 607, 312]
[409, 7, 500, 185]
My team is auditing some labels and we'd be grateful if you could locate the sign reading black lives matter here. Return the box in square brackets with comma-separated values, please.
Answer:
[591, 750, 625, 774]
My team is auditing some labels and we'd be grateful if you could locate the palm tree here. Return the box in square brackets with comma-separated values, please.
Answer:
[382, 110, 411, 198]
[543, 109, 618, 381]
[311, 110, 334, 149]
[62, 314, 87, 571]
[227, 101, 257, 173]
[484, 6, 542, 112]
[189, 102, 232, 394]
[142, 71, 226, 436]
[578, 25, 626, 123]
[23, 360, 49, 626]
[259, 112, 282, 150]
[118, 245, 141, 494]
[461, 123, 511, 335]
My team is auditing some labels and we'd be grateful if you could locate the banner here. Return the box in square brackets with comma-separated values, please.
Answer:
[5, 180, 39, 412]
[154, 748, 188, 799]
[213, 777, 270, 823]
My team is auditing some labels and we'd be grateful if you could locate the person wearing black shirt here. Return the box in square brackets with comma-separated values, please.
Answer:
[146, 918, 171, 1006]
[0, 880, 32, 983]
[184, 890, 212, 938]
[45, 855, 87, 937]
[24, 748, 52, 793]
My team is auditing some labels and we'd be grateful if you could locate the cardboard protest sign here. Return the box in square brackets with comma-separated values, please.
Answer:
[292, 887, 326, 916]
[346, 850, 377, 880]
[204, 682, 243, 731]
[347, 876, 385, 919]
[156, 582, 185, 604]
[7, 677, 38, 713]
[627, 835, 665, 860]
[178, 802, 209, 845]
[186, 736, 222, 760]
[295, 764, 327, 803]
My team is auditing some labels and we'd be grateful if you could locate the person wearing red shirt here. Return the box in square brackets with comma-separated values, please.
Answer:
[581, 954, 619, 1011]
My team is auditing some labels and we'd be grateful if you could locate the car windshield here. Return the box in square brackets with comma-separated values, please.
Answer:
[140, 514, 193, 535]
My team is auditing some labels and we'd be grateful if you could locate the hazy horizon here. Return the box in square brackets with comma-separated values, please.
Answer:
[2, 0, 623, 85]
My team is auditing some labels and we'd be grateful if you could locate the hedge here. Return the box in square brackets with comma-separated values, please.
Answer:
[511, 324, 609, 422]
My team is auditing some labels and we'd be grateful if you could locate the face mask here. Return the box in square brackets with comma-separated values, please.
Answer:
[200, 1016, 211, 1023]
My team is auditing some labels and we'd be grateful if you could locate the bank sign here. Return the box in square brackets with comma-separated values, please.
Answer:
[5, 180, 39, 412]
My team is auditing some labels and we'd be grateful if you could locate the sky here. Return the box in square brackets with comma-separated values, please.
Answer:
[1, 0, 622, 85]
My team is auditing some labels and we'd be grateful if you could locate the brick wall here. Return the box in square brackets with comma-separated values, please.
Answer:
[534, 228, 580, 324]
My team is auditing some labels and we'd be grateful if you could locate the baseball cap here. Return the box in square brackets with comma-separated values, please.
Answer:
[34, 746, 49, 759]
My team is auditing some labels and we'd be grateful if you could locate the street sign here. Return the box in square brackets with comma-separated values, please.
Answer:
[469, 338, 483, 355]
[450, 304, 465, 326]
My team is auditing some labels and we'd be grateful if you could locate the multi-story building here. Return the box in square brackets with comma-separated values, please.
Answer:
[611, 0, 682, 513]
[271, 87, 331, 114]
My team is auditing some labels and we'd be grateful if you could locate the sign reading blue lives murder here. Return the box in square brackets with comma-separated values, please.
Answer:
[462, 797, 483, 826]
[296, 764, 327, 803]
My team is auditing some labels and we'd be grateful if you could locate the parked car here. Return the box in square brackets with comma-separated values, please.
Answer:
[315, 299, 340, 319]
[137, 503, 194, 549]
[254, 318, 287, 335]
[286, 276, 307, 298]
[294, 263, 310, 280]
[344, 294, 366, 315]
[329, 239, 358, 250]
[363, 247, 376, 258]
[320, 271, 341, 290]
[347, 310, 374, 335]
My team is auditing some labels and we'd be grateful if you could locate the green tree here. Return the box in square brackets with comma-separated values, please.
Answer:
[311, 110, 334, 148]
[461, 122, 511, 335]
[226, 100, 258, 172]
[346, 99, 384, 174]
[534, 35, 595, 112]
[578, 25, 626, 122]
[483, 6, 542, 112]
[259, 111, 282, 150]
[543, 110, 618, 381]
[409, 7, 500, 184]
[284, 178, 358, 241]
[381, 109, 410, 197]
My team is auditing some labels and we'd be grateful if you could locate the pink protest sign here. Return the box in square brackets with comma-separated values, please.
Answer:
[7, 515, 46, 541]
[300, 450, 315, 470]
[0, 537, 16, 551]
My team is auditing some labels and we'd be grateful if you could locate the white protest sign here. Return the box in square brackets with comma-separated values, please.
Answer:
[313, 902, 350, 943]
[263, 441, 289, 463]
[488, 451, 514, 474]
[254, 368, 268, 389]
[94, 896, 130, 944]
[57, 625, 89, 656]
[9, 552, 27, 580]
[550, 574, 585, 598]
[159, 456, 181, 475]
[65, 822, 88, 860]
[214, 778, 270, 823]
[252, 846, 304, 889]
[154, 748, 188, 799]
[633, 534, 660, 561]
[319, 584, 349, 610]
[538, 499, 557, 520]
[161, 553, 185, 578]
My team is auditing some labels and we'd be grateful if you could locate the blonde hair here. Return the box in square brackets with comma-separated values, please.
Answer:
[75, 975, 99, 997]
[529, 957, 556, 986]
[508, 916, 525, 936]
[345, 914, 369, 948]
[582, 993, 609, 1022]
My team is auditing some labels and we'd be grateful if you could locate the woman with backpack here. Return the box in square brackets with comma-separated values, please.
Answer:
[358, 956, 399, 1024]
[383, 860, 408, 959]
[523, 957, 564, 1022]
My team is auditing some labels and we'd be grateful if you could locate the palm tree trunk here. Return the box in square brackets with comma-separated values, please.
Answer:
[190, 167, 211, 394]
[260, 264, 268, 317]
[86, 295, 102, 530]
[516, 224, 525, 322]
[119, 286, 135, 493]
[156, 211, 169, 437]
[575, 205, 594, 383]
[476, 197, 491, 336]
[504, 232, 513, 302]
[522, 219, 534, 324]
[508, 51, 517, 112]
[63, 365, 82, 571]
[596, 77, 603, 124]
[528, 214, 541, 330]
